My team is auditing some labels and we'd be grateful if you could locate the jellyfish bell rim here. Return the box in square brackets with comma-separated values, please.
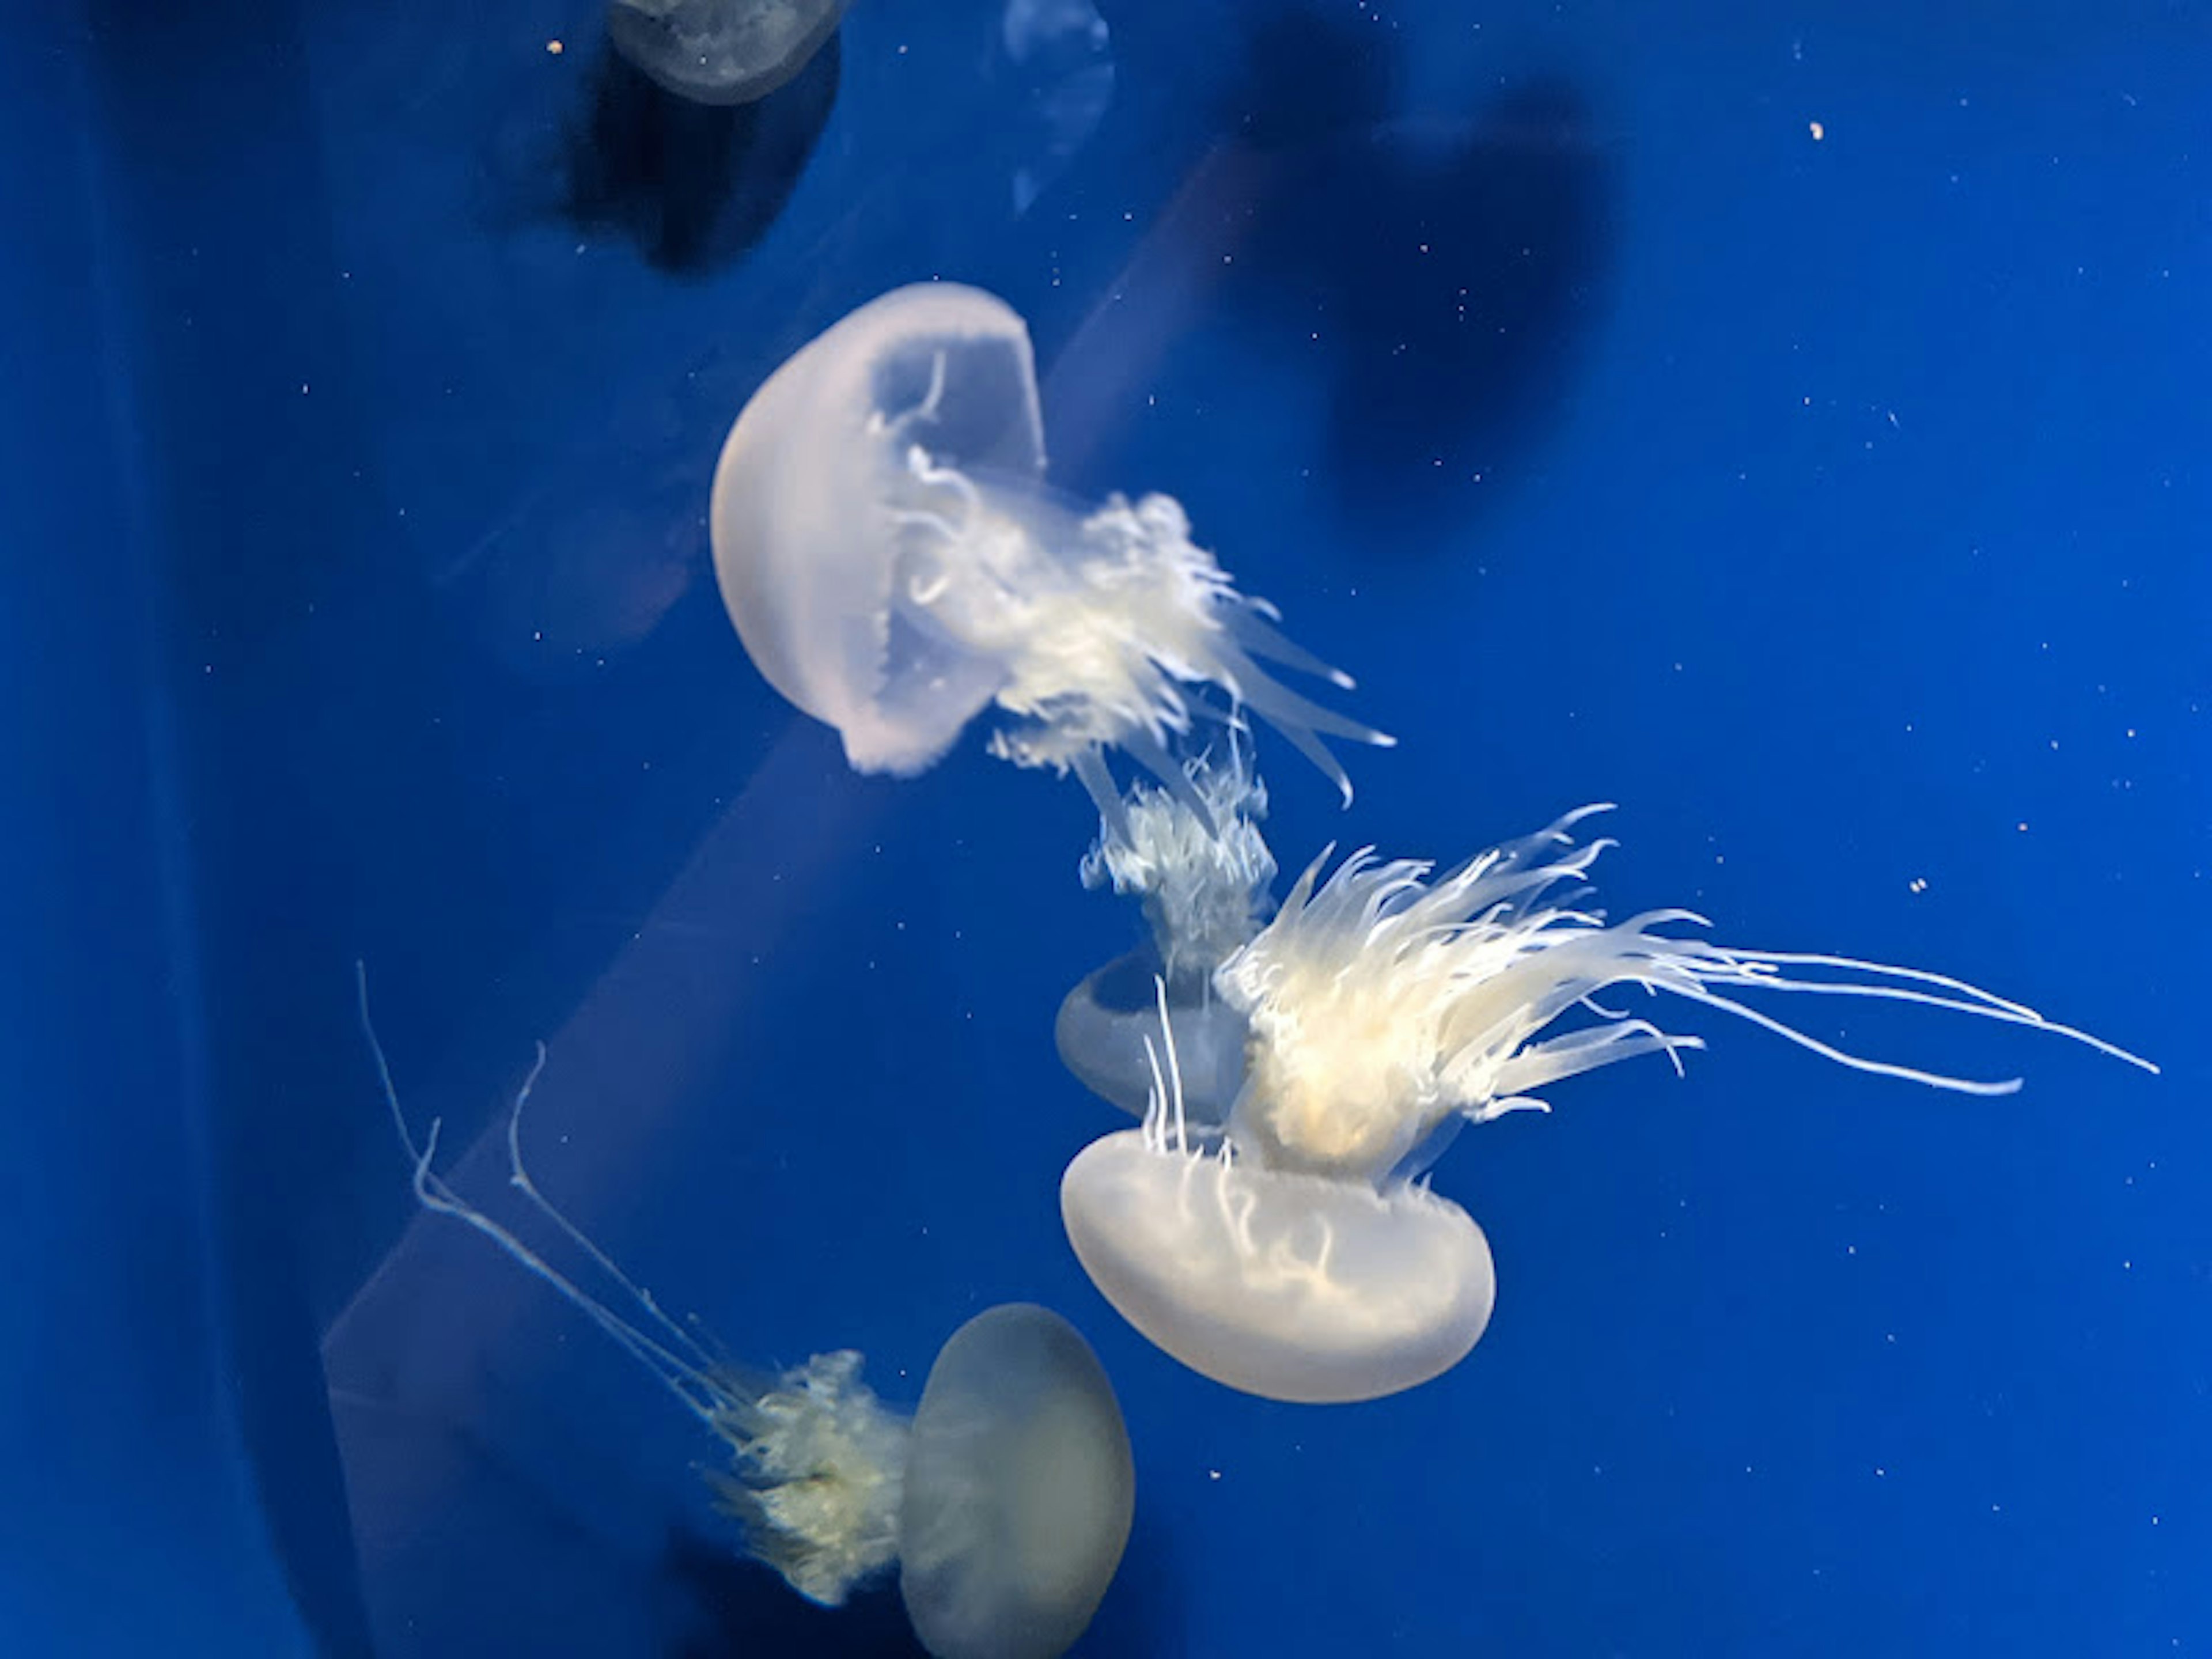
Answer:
[1059, 1128, 1497, 1404]
[709, 283, 1047, 772]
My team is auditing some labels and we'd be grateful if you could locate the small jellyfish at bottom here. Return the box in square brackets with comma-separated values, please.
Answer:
[710, 282, 1392, 819]
[1059, 806, 2159, 1406]
[358, 970, 1133, 1659]
[607, 0, 851, 107]
[1056, 737, 1275, 1127]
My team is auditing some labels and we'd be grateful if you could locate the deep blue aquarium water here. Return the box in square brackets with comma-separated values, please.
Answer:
[5, 0, 2207, 1654]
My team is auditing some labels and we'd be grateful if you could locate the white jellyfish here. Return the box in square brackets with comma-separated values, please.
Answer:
[607, 0, 850, 106]
[1056, 739, 1274, 1126]
[358, 970, 1133, 1658]
[710, 283, 1392, 819]
[1060, 806, 2159, 1405]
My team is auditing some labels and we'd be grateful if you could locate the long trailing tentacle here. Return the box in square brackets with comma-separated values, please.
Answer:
[1521, 922, 2160, 1100]
[1224, 808, 2158, 1160]
[1681, 945, 2159, 1074]
[355, 962, 730, 1426]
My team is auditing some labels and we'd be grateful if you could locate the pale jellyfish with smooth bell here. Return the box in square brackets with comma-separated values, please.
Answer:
[358, 971, 1133, 1659]
[607, 0, 851, 106]
[710, 283, 1392, 819]
[1059, 806, 2160, 1405]
[1056, 739, 1275, 1127]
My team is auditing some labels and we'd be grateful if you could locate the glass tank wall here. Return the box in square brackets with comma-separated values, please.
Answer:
[7, 0, 2208, 1655]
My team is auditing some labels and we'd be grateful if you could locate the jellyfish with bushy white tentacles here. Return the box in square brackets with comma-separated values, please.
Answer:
[357, 970, 1134, 1659]
[1058, 806, 2160, 1406]
[1056, 737, 1277, 1129]
[709, 283, 1392, 827]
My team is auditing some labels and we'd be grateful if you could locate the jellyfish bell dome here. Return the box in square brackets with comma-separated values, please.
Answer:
[1060, 1126, 1496, 1404]
[607, 0, 852, 107]
[711, 282, 1390, 802]
[711, 283, 1046, 776]
[899, 1304, 1135, 1659]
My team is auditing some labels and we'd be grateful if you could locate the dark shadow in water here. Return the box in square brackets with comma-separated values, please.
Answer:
[664, 1528, 927, 1658]
[334, 1378, 902, 1656]
[1225, 7, 1621, 553]
[667, 1501, 1188, 1657]
[562, 26, 840, 275]
[1065, 1509, 1191, 1658]
[332, 1354, 1184, 1658]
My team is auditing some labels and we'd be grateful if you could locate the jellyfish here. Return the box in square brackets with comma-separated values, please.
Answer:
[607, 0, 851, 107]
[1056, 738, 1274, 1126]
[1059, 806, 2159, 1405]
[358, 971, 1134, 1658]
[709, 282, 1392, 821]
[999, 0, 1116, 215]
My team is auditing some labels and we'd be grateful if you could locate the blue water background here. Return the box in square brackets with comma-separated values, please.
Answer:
[5, 0, 2206, 1654]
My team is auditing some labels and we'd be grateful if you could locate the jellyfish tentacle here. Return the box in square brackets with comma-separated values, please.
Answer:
[1112, 717, 1218, 830]
[1660, 981, 2022, 1096]
[1218, 639, 1396, 750]
[1227, 602, 1359, 690]
[498, 1064, 714, 1372]
[1071, 745, 1135, 847]
[903, 441, 983, 518]
[912, 349, 950, 427]
[1690, 946, 2160, 1073]
[355, 965, 730, 1422]
[1158, 979, 1190, 1156]
[1142, 973, 1191, 1156]
[1217, 809, 2162, 1185]
[358, 965, 933, 1611]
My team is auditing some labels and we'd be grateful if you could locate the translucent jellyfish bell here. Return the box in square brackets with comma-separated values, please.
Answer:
[710, 283, 1391, 808]
[607, 0, 851, 107]
[1055, 946, 1249, 1124]
[1056, 740, 1274, 1124]
[900, 1304, 1134, 1659]
[1062, 1093, 1499, 1405]
[1061, 806, 2159, 1404]
[358, 971, 1133, 1654]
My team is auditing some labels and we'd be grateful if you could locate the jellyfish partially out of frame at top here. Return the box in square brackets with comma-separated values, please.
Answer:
[357, 971, 1134, 1659]
[1056, 738, 1275, 1128]
[710, 283, 1392, 823]
[1059, 807, 2159, 1406]
[607, 0, 851, 106]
